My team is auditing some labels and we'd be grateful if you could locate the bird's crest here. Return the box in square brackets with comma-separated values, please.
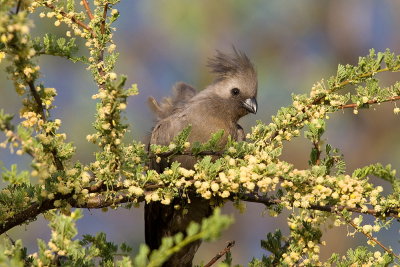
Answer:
[207, 47, 256, 80]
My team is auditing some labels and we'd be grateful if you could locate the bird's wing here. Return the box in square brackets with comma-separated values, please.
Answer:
[148, 114, 185, 171]
[148, 82, 196, 120]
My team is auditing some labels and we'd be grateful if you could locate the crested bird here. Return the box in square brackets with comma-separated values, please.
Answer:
[146, 48, 258, 266]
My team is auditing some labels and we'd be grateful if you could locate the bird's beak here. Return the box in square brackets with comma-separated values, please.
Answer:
[242, 97, 258, 114]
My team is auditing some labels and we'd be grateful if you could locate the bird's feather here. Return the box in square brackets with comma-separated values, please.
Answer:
[147, 82, 196, 120]
[145, 48, 257, 266]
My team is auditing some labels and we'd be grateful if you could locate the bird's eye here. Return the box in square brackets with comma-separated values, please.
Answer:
[231, 88, 240, 96]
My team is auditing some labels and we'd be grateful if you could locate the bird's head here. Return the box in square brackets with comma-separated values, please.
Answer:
[207, 48, 258, 118]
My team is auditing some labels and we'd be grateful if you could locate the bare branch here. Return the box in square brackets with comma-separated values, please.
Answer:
[204, 241, 235, 267]
[82, 0, 94, 20]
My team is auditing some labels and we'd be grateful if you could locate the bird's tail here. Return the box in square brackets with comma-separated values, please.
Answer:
[145, 196, 211, 267]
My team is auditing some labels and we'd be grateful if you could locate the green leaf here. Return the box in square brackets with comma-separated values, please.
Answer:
[66, 0, 75, 12]
[1, 164, 30, 185]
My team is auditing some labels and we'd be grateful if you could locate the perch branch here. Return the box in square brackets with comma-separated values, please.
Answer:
[150, 150, 224, 159]
[1, 186, 399, 235]
[204, 241, 235, 267]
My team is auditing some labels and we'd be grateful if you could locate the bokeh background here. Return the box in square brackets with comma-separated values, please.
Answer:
[1, 0, 400, 264]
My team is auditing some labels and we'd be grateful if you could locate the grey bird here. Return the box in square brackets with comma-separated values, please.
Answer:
[145, 48, 258, 267]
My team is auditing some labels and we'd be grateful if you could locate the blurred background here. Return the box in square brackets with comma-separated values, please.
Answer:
[1, 0, 400, 264]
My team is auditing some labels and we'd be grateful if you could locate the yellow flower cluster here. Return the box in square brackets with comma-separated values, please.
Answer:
[21, 111, 42, 127]
[0, 51, 5, 62]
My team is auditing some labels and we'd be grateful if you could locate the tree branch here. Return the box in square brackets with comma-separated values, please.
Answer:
[339, 95, 400, 109]
[241, 193, 399, 218]
[28, 81, 46, 122]
[27, 80, 64, 171]
[15, 0, 22, 14]
[204, 241, 235, 267]
[346, 217, 400, 260]
[0, 193, 72, 234]
[312, 140, 321, 165]
[1, 123, 35, 158]
[43, 2, 92, 33]
[314, 66, 400, 105]
[94, 4, 109, 89]
[82, 0, 94, 20]
[150, 150, 224, 159]
[1, 186, 399, 235]
[100, 4, 108, 35]
[267, 66, 400, 143]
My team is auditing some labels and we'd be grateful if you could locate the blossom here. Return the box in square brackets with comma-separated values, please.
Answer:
[0, 52, 5, 63]
[108, 44, 116, 53]
[128, 186, 144, 196]
[211, 183, 219, 192]
[109, 72, 117, 80]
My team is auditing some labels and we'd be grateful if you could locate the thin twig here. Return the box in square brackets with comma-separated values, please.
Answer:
[204, 241, 235, 267]
[27, 80, 64, 171]
[2, 125, 35, 158]
[314, 66, 400, 105]
[5, 233, 16, 246]
[312, 140, 321, 165]
[44, 2, 92, 33]
[82, 0, 94, 20]
[28, 81, 46, 122]
[267, 66, 400, 143]
[242, 193, 399, 218]
[346, 218, 400, 260]
[100, 3, 108, 35]
[15, 0, 22, 13]
[95, 4, 109, 89]
[150, 150, 224, 159]
[339, 95, 400, 109]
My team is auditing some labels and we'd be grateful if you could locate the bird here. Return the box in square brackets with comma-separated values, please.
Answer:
[145, 48, 258, 267]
